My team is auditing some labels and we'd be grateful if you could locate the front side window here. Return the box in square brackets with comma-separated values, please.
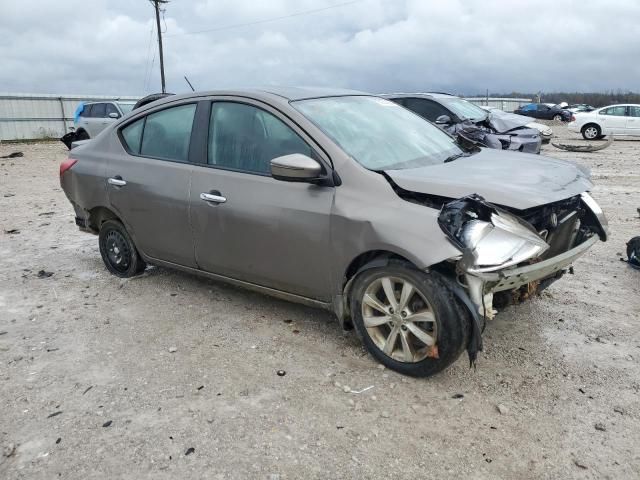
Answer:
[293, 96, 462, 171]
[628, 106, 640, 117]
[105, 103, 120, 118]
[90, 103, 106, 118]
[600, 106, 627, 116]
[208, 102, 312, 174]
[404, 98, 450, 122]
[439, 98, 487, 121]
[140, 104, 196, 161]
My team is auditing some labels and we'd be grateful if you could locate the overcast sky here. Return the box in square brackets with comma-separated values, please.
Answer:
[1, 0, 639, 96]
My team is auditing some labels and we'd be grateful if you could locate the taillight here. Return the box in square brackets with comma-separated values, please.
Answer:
[571, 115, 576, 122]
[60, 158, 77, 176]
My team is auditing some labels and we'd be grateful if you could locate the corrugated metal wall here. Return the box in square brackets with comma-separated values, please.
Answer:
[465, 97, 532, 112]
[0, 93, 138, 141]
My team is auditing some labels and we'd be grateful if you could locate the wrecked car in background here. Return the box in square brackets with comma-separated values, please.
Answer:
[514, 103, 573, 122]
[385, 93, 542, 153]
[481, 106, 553, 144]
[59, 88, 607, 377]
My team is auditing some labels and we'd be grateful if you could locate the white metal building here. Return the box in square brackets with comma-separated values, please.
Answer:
[0, 93, 138, 141]
[465, 97, 532, 112]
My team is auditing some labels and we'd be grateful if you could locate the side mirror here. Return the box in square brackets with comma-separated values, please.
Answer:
[435, 115, 452, 125]
[108, 112, 120, 119]
[271, 153, 322, 182]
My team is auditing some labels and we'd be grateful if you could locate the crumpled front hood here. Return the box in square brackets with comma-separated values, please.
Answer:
[484, 111, 533, 133]
[385, 149, 593, 210]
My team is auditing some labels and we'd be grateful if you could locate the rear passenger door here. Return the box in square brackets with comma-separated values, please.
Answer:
[107, 102, 199, 267]
[598, 106, 628, 134]
[189, 99, 334, 300]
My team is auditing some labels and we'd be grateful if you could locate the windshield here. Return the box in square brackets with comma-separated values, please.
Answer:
[117, 102, 135, 114]
[292, 96, 463, 170]
[440, 98, 488, 122]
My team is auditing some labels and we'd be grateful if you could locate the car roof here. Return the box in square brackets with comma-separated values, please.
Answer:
[381, 92, 457, 100]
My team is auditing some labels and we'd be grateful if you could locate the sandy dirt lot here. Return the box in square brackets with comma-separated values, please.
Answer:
[1, 125, 639, 479]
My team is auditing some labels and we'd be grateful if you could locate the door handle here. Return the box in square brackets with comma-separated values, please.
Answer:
[108, 176, 127, 187]
[200, 192, 226, 204]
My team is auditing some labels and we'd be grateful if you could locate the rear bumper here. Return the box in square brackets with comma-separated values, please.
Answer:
[471, 235, 598, 292]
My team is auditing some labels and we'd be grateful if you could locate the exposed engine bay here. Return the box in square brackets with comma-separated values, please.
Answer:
[440, 116, 542, 154]
[438, 193, 607, 321]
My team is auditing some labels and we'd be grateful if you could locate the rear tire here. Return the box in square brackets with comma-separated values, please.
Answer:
[350, 265, 470, 377]
[98, 220, 146, 278]
[553, 114, 563, 121]
[581, 124, 601, 140]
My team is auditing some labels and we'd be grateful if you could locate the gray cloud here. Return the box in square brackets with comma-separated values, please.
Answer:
[1, 0, 639, 96]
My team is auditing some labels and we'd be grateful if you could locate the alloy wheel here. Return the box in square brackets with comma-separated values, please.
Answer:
[584, 126, 598, 139]
[361, 276, 438, 363]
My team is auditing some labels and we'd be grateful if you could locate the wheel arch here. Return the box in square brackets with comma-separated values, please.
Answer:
[88, 205, 120, 233]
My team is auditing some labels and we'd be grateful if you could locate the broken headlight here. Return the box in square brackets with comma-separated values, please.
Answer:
[460, 211, 549, 273]
[439, 195, 550, 273]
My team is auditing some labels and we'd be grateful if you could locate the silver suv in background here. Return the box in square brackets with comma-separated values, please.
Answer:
[74, 101, 136, 139]
[59, 88, 607, 377]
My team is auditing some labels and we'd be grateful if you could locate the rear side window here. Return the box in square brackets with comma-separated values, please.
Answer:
[80, 104, 93, 117]
[208, 102, 312, 174]
[140, 104, 196, 162]
[404, 98, 450, 122]
[90, 103, 106, 118]
[600, 106, 626, 116]
[121, 118, 144, 154]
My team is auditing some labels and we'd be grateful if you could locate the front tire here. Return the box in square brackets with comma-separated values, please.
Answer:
[350, 265, 470, 377]
[582, 124, 601, 140]
[98, 220, 146, 278]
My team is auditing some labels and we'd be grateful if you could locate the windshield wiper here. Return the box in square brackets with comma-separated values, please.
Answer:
[443, 152, 468, 163]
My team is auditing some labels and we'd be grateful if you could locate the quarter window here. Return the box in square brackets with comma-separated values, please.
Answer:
[121, 118, 144, 154]
[140, 104, 196, 162]
[208, 102, 312, 174]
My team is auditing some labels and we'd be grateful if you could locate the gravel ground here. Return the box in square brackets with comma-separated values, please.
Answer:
[1, 124, 639, 479]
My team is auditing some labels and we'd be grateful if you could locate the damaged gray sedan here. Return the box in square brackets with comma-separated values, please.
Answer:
[60, 88, 607, 377]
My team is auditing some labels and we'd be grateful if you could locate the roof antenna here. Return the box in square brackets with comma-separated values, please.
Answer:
[184, 76, 195, 92]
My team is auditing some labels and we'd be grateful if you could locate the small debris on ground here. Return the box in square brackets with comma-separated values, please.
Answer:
[277, 370, 286, 377]
[574, 459, 588, 470]
[185, 447, 195, 456]
[2, 443, 16, 458]
[55, 438, 61, 444]
[47, 411, 63, 418]
[452, 393, 464, 399]
[497, 404, 509, 415]
[82, 386, 93, 395]
[595, 423, 606, 432]
[0, 152, 23, 159]
[102, 420, 112, 428]
[613, 406, 625, 415]
[197, 385, 204, 391]
[5, 229, 20, 234]
[37, 270, 54, 278]
[168, 346, 177, 353]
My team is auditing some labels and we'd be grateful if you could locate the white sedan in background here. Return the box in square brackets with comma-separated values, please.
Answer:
[568, 104, 640, 139]
[481, 106, 553, 143]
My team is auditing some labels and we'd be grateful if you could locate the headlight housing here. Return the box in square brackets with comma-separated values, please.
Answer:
[438, 195, 550, 274]
[460, 211, 549, 273]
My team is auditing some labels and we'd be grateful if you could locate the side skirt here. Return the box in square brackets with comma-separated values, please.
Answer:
[145, 256, 335, 313]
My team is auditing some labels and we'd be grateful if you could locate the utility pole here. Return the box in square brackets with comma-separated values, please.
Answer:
[151, 0, 168, 93]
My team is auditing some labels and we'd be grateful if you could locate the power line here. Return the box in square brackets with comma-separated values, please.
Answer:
[165, 0, 363, 38]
